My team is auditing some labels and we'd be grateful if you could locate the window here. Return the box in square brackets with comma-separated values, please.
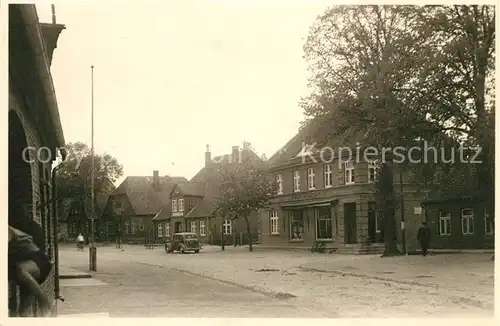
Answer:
[178, 199, 184, 212]
[165, 223, 170, 237]
[114, 201, 123, 215]
[461, 208, 474, 235]
[270, 210, 279, 235]
[344, 161, 355, 184]
[172, 200, 177, 212]
[439, 211, 451, 236]
[124, 222, 130, 235]
[223, 220, 232, 235]
[316, 207, 332, 240]
[276, 174, 283, 194]
[131, 222, 136, 235]
[139, 223, 144, 231]
[368, 160, 378, 183]
[324, 164, 332, 188]
[157, 223, 163, 237]
[485, 208, 493, 235]
[307, 168, 316, 190]
[200, 220, 206, 236]
[191, 221, 197, 234]
[290, 210, 304, 240]
[293, 170, 300, 192]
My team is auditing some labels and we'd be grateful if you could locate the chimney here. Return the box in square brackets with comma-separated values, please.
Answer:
[51, 4, 56, 24]
[205, 144, 211, 167]
[153, 170, 160, 191]
[231, 145, 240, 163]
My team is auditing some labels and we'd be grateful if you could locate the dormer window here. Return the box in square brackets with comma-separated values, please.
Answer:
[113, 200, 122, 215]
[178, 198, 184, 212]
[172, 200, 177, 212]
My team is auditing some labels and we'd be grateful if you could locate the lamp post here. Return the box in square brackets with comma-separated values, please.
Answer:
[89, 65, 97, 271]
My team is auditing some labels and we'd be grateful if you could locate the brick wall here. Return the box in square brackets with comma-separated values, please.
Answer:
[9, 87, 57, 316]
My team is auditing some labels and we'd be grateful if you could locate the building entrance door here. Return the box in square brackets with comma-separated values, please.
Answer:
[343, 203, 357, 244]
[174, 221, 182, 233]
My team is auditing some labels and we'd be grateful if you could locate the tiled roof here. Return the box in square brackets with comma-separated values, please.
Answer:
[154, 149, 263, 221]
[268, 122, 365, 169]
[422, 165, 490, 204]
[185, 197, 218, 219]
[190, 149, 263, 184]
[172, 183, 205, 197]
[111, 175, 188, 215]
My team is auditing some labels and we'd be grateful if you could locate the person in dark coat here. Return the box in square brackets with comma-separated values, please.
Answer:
[417, 221, 431, 256]
[9, 203, 52, 316]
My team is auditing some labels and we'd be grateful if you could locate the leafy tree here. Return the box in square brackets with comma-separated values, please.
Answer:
[56, 142, 123, 220]
[301, 5, 495, 254]
[214, 142, 278, 252]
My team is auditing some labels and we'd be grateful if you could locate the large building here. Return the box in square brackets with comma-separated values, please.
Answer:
[259, 126, 426, 254]
[8, 4, 66, 316]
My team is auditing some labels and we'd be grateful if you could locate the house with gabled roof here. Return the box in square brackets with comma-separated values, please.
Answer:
[153, 144, 264, 245]
[100, 171, 188, 243]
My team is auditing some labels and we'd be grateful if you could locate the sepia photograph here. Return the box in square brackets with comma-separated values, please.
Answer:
[6, 0, 495, 320]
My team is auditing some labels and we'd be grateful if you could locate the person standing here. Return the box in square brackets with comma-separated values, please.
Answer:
[417, 221, 431, 256]
[76, 233, 85, 251]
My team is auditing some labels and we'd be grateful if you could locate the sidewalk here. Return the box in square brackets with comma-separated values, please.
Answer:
[59, 266, 92, 279]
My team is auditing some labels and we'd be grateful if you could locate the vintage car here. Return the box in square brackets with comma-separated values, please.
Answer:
[165, 232, 202, 254]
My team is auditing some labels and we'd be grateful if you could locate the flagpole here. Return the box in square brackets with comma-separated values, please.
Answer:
[89, 65, 97, 271]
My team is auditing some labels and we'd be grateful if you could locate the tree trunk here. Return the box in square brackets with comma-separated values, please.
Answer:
[221, 224, 225, 251]
[377, 161, 400, 257]
[244, 215, 253, 252]
[382, 208, 399, 257]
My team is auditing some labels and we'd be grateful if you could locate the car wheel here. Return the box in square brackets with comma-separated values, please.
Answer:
[194, 250, 200, 254]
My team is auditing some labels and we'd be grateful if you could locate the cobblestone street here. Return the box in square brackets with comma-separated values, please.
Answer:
[57, 244, 495, 318]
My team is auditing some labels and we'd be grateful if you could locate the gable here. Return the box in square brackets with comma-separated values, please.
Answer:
[170, 184, 182, 198]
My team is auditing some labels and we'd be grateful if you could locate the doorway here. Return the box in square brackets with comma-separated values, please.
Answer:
[343, 203, 357, 244]
[174, 221, 182, 233]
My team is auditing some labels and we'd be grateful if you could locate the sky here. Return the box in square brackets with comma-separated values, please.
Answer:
[36, 0, 332, 185]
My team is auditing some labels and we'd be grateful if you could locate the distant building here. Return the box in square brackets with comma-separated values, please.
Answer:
[8, 4, 66, 316]
[153, 145, 264, 245]
[101, 173, 188, 243]
[59, 178, 116, 242]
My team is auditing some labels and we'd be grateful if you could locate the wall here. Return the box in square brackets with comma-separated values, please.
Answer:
[9, 86, 56, 315]
[210, 213, 260, 245]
